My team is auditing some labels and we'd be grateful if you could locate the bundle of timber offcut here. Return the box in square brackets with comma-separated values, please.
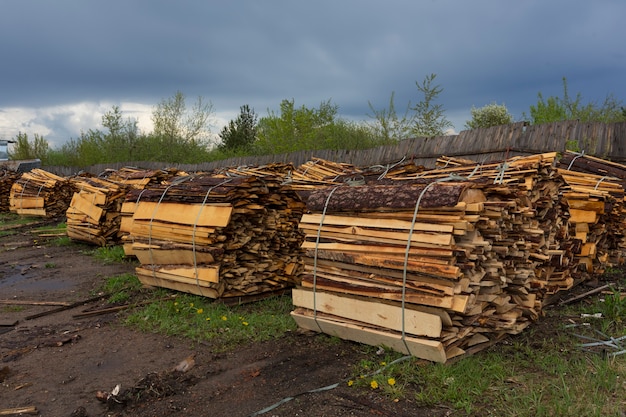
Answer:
[66, 175, 131, 246]
[557, 151, 626, 268]
[292, 153, 575, 362]
[0, 168, 21, 212]
[9, 169, 74, 217]
[124, 172, 306, 301]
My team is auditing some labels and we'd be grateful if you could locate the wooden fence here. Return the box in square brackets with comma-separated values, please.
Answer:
[44, 120, 626, 176]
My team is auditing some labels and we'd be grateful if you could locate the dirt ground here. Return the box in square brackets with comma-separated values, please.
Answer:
[1, 221, 460, 417]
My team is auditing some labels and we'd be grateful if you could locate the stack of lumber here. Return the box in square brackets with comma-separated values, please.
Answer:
[557, 151, 626, 268]
[9, 169, 74, 217]
[66, 175, 131, 246]
[0, 168, 21, 212]
[291, 153, 575, 362]
[123, 172, 306, 301]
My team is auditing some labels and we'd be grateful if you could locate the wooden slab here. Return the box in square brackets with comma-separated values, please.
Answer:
[290, 310, 447, 363]
[133, 201, 233, 227]
[292, 287, 442, 338]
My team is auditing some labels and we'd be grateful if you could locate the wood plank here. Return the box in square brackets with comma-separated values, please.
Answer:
[292, 287, 442, 338]
[132, 245, 218, 265]
[69, 192, 104, 221]
[133, 201, 233, 227]
[300, 213, 454, 233]
[299, 223, 454, 246]
[301, 275, 469, 312]
[301, 241, 455, 256]
[569, 209, 597, 224]
[136, 270, 224, 299]
[305, 252, 461, 279]
[290, 310, 447, 363]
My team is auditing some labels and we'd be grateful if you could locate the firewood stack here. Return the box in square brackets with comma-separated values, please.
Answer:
[290, 152, 601, 362]
[0, 168, 21, 212]
[557, 151, 626, 268]
[9, 169, 74, 217]
[124, 172, 306, 301]
[66, 175, 131, 246]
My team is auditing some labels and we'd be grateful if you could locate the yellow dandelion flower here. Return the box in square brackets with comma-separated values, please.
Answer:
[242, 321, 249, 326]
[347, 380, 354, 387]
[205, 317, 211, 321]
[196, 308, 203, 314]
[387, 378, 396, 386]
[221, 315, 228, 321]
[370, 380, 379, 389]
[189, 303, 194, 307]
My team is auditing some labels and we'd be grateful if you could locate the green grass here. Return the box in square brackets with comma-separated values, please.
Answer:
[89, 245, 129, 264]
[101, 273, 144, 303]
[124, 293, 297, 351]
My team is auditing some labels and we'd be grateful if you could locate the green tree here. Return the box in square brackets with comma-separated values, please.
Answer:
[151, 91, 214, 144]
[410, 73, 453, 137]
[101, 105, 139, 161]
[525, 77, 626, 124]
[367, 91, 413, 142]
[255, 99, 338, 154]
[465, 102, 514, 129]
[218, 105, 258, 153]
[8, 132, 49, 162]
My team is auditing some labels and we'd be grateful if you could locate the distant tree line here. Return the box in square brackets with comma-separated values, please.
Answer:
[7, 76, 626, 166]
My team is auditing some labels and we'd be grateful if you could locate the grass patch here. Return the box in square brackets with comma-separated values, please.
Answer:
[90, 245, 129, 264]
[101, 273, 143, 303]
[49, 235, 76, 247]
[124, 293, 297, 351]
[1, 305, 25, 313]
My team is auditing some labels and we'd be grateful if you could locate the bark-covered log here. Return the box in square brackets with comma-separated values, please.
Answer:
[305, 182, 472, 212]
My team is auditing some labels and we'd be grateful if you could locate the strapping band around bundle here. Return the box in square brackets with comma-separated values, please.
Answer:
[567, 150, 585, 170]
[312, 185, 341, 333]
[191, 178, 233, 293]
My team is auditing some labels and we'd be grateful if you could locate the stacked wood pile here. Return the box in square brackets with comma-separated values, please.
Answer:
[123, 171, 306, 301]
[0, 168, 21, 212]
[557, 151, 626, 268]
[66, 175, 131, 246]
[291, 152, 622, 362]
[9, 169, 75, 217]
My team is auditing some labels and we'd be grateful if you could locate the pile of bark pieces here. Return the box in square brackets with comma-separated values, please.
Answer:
[66, 174, 132, 246]
[0, 168, 21, 212]
[291, 152, 626, 362]
[9, 168, 75, 217]
[123, 169, 307, 302]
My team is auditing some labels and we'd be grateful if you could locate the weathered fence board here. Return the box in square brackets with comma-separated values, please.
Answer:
[43, 120, 626, 176]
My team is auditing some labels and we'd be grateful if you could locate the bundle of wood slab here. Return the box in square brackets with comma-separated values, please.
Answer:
[9, 169, 74, 217]
[123, 172, 306, 301]
[557, 151, 626, 269]
[0, 168, 21, 212]
[66, 175, 131, 246]
[291, 152, 610, 362]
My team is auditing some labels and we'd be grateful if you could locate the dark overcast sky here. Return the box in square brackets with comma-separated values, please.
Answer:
[1, 0, 624, 148]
